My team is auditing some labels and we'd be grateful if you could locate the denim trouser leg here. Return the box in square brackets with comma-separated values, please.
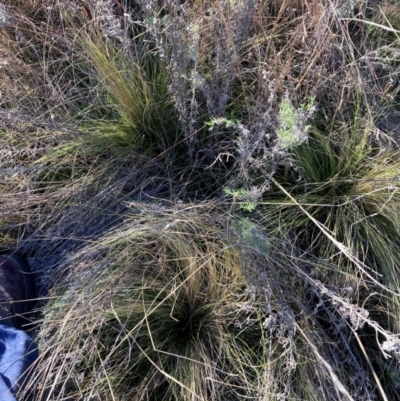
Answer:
[0, 324, 38, 401]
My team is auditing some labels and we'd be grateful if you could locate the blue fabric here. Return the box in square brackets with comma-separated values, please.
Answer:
[0, 324, 38, 401]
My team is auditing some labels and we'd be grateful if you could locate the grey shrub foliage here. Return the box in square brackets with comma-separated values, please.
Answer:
[130, 0, 319, 197]
[80, 0, 320, 197]
[90, 0, 125, 39]
[135, 0, 258, 150]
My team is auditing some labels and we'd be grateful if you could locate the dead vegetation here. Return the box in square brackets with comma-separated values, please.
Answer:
[0, 0, 400, 400]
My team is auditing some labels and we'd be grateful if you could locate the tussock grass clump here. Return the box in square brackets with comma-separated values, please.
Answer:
[25, 205, 400, 401]
[77, 28, 177, 153]
[255, 123, 400, 398]
[30, 208, 270, 400]
[262, 121, 400, 303]
[227, 102, 400, 305]
[0, 0, 176, 244]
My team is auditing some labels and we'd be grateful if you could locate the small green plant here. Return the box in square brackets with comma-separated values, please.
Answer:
[223, 187, 258, 211]
[276, 96, 315, 149]
[206, 117, 240, 130]
[233, 217, 270, 254]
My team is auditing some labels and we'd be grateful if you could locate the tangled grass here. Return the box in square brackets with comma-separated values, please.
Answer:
[0, 0, 400, 400]
[29, 208, 268, 400]
[24, 205, 393, 401]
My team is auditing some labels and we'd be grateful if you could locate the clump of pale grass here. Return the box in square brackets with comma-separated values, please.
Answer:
[26, 206, 267, 400]
[16, 203, 400, 401]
